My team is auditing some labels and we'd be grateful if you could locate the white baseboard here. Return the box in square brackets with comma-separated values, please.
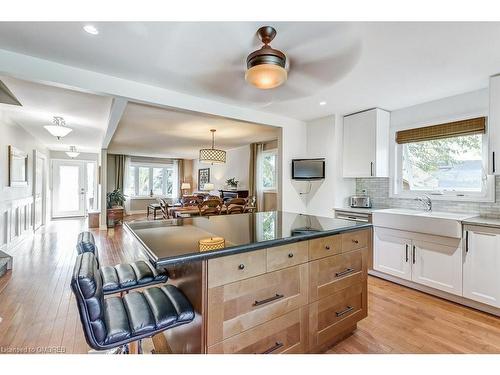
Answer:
[369, 269, 500, 317]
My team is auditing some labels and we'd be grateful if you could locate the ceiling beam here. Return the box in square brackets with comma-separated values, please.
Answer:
[102, 97, 127, 148]
[0, 48, 306, 129]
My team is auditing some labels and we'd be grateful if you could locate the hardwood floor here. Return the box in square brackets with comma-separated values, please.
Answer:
[328, 276, 500, 353]
[0, 216, 499, 354]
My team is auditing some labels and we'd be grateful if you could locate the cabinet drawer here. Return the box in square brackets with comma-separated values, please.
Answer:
[207, 264, 308, 345]
[342, 229, 369, 253]
[207, 308, 308, 354]
[208, 250, 266, 288]
[309, 249, 364, 302]
[309, 283, 366, 352]
[266, 241, 309, 272]
[309, 234, 342, 261]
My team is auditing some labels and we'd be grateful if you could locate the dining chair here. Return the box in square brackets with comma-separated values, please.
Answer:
[198, 199, 223, 216]
[225, 198, 247, 214]
[158, 198, 170, 219]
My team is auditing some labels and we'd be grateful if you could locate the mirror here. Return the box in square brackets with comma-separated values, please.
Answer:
[8, 145, 28, 187]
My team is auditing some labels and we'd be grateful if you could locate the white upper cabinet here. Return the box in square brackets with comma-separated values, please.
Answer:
[342, 108, 390, 178]
[489, 75, 500, 175]
[463, 227, 500, 307]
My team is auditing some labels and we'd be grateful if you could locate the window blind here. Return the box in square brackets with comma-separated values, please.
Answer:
[395, 117, 486, 144]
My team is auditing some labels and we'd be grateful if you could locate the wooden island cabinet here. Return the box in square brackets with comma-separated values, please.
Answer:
[205, 228, 369, 353]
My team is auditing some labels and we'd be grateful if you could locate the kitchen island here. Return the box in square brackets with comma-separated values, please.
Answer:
[125, 211, 371, 354]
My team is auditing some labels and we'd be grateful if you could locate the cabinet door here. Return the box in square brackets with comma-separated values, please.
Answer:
[411, 240, 462, 296]
[463, 230, 500, 307]
[489, 75, 500, 175]
[342, 110, 376, 178]
[373, 228, 411, 280]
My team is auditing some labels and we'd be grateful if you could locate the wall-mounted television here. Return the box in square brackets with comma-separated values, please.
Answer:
[292, 158, 325, 180]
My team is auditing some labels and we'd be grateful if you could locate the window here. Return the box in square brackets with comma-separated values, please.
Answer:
[126, 162, 176, 197]
[402, 134, 483, 192]
[261, 150, 277, 191]
[393, 117, 494, 201]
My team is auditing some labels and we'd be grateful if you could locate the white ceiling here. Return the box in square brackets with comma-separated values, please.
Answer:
[108, 102, 280, 159]
[0, 75, 112, 152]
[1, 22, 500, 120]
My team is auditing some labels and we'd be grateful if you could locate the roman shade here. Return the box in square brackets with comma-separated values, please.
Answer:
[395, 117, 486, 144]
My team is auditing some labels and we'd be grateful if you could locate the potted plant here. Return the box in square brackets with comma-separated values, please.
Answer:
[226, 177, 239, 190]
[106, 189, 126, 228]
[107, 189, 126, 208]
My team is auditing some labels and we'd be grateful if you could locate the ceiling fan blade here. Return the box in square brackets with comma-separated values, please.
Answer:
[276, 22, 360, 51]
[288, 40, 362, 86]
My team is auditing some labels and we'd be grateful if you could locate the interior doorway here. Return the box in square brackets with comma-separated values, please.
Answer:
[51, 159, 98, 218]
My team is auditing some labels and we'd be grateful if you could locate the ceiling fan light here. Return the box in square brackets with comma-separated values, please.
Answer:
[245, 64, 287, 89]
[44, 124, 73, 139]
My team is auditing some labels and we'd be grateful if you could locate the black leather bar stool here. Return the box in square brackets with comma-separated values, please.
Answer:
[72, 252, 194, 352]
[76, 231, 167, 295]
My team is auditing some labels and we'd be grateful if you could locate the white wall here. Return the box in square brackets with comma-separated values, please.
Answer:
[1, 109, 49, 250]
[0, 110, 48, 203]
[281, 123, 308, 213]
[191, 145, 251, 191]
[304, 115, 355, 217]
[391, 88, 488, 131]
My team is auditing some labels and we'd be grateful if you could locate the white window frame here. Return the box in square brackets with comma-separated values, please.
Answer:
[261, 149, 278, 192]
[127, 162, 175, 198]
[390, 116, 495, 203]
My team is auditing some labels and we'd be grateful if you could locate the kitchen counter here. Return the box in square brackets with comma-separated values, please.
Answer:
[462, 216, 500, 228]
[126, 210, 371, 267]
[125, 210, 371, 354]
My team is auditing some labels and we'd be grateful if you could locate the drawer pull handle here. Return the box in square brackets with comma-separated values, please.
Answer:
[253, 293, 285, 307]
[325, 245, 331, 250]
[352, 239, 359, 244]
[335, 268, 354, 278]
[238, 264, 245, 270]
[288, 253, 294, 258]
[260, 341, 284, 354]
[336, 306, 354, 317]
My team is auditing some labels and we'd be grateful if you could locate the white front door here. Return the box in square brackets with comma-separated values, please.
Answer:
[373, 228, 412, 280]
[411, 239, 463, 296]
[52, 160, 86, 218]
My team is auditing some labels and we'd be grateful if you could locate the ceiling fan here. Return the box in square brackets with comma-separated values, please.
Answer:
[195, 23, 362, 104]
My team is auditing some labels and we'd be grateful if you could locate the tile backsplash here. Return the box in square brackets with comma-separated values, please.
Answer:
[355, 177, 500, 217]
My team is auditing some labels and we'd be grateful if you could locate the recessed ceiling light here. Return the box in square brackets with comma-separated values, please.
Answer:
[319, 101, 327, 106]
[83, 25, 99, 35]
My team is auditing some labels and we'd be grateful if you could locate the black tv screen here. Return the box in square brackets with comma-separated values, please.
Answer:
[292, 159, 325, 180]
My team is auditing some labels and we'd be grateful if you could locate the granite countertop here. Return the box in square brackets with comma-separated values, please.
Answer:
[125, 211, 371, 267]
[462, 216, 500, 228]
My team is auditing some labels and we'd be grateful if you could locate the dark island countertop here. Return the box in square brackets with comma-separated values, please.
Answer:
[125, 211, 371, 267]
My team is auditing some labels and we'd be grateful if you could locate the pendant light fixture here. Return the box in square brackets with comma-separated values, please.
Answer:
[44, 116, 72, 140]
[245, 26, 287, 89]
[65, 146, 80, 159]
[199, 129, 226, 164]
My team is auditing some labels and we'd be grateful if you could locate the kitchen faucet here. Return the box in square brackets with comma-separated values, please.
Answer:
[416, 194, 432, 211]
